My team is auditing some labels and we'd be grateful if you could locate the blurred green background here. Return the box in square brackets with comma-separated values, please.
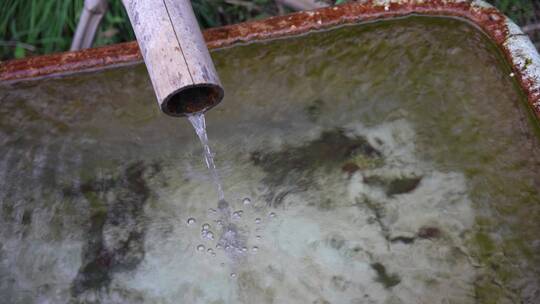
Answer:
[0, 0, 538, 61]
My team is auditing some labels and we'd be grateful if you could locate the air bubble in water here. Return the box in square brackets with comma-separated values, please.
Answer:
[197, 244, 205, 252]
[202, 223, 211, 230]
[243, 198, 251, 205]
[269, 212, 276, 218]
[232, 210, 243, 219]
[187, 218, 196, 225]
[252, 246, 258, 253]
[241, 247, 247, 252]
[255, 218, 261, 224]
[255, 235, 262, 241]
[230, 273, 237, 278]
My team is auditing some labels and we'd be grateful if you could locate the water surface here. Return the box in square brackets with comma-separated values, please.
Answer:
[0, 16, 539, 303]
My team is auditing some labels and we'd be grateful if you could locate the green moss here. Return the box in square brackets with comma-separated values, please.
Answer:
[251, 129, 381, 206]
[363, 175, 422, 196]
[504, 238, 534, 260]
[475, 232, 495, 258]
[524, 57, 533, 69]
[318, 199, 337, 211]
[21, 209, 32, 226]
[83, 191, 107, 215]
[350, 154, 384, 170]
[464, 167, 482, 178]
[475, 216, 492, 227]
[371, 263, 401, 289]
[474, 278, 504, 304]
[237, 272, 276, 303]
[1, 200, 13, 221]
[305, 99, 324, 122]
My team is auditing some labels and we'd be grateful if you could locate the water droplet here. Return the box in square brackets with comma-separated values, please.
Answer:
[230, 273, 237, 278]
[255, 235, 262, 241]
[255, 218, 261, 224]
[207, 248, 214, 254]
[241, 247, 247, 252]
[197, 244, 205, 252]
[202, 223, 211, 231]
[187, 218, 196, 225]
[269, 212, 276, 218]
[252, 246, 258, 253]
[242, 198, 251, 205]
[232, 210, 243, 219]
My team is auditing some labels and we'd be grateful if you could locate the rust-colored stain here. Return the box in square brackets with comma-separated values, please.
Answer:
[0, 0, 538, 120]
[0, 42, 141, 82]
[203, 1, 509, 47]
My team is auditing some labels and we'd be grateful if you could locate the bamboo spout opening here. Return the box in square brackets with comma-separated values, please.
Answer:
[122, 0, 224, 118]
[162, 84, 224, 116]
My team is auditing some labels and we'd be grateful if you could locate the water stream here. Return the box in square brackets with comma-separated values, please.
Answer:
[187, 112, 225, 202]
[187, 112, 250, 262]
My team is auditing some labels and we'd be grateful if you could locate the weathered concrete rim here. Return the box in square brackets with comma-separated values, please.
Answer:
[1, 0, 539, 120]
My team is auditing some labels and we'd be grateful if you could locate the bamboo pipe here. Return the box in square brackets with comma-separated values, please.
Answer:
[122, 0, 224, 116]
[276, 0, 326, 11]
[70, 0, 108, 51]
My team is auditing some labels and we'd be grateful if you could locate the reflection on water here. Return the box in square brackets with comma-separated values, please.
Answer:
[0, 16, 539, 303]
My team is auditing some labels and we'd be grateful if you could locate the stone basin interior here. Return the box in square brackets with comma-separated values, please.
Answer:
[0, 16, 539, 304]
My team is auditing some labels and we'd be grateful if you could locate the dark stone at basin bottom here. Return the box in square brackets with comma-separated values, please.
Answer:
[70, 161, 160, 297]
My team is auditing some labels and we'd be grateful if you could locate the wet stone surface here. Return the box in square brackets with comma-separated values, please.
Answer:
[68, 162, 160, 296]
[0, 16, 539, 304]
[251, 129, 382, 207]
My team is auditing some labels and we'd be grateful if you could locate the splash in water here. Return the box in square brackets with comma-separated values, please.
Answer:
[187, 112, 225, 201]
[188, 113, 246, 257]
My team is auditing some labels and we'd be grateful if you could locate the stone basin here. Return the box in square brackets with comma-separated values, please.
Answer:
[0, 1, 539, 303]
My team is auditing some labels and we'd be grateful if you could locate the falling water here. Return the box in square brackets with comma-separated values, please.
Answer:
[188, 113, 249, 257]
[188, 112, 225, 201]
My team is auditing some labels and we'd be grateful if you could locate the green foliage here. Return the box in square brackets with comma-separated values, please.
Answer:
[0, 0, 536, 61]
[1, 0, 84, 60]
[93, 1, 135, 48]
[192, 0, 280, 28]
[0, 0, 136, 60]
[0, 0, 281, 61]
[487, 0, 534, 23]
